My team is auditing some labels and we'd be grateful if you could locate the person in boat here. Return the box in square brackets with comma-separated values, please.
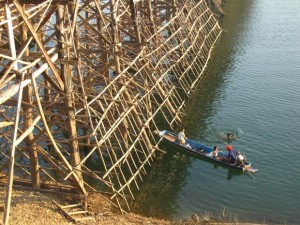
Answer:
[178, 128, 187, 145]
[212, 145, 222, 161]
[223, 145, 244, 166]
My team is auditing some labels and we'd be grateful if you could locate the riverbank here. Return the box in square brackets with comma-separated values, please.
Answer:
[0, 187, 170, 225]
[1, 187, 267, 225]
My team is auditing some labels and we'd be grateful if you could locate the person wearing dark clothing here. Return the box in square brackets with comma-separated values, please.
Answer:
[226, 145, 238, 164]
[224, 145, 244, 166]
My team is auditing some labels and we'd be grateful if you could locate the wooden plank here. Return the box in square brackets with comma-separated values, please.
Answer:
[0, 81, 28, 105]
[0, 121, 14, 128]
[32, 53, 58, 77]
[52, 200, 76, 223]
[53, 200, 94, 222]
[15, 115, 41, 146]
[61, 204, 82, 209]
[68, 210, 89, 215]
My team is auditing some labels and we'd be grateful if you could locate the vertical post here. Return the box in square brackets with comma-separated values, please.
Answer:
[56, 3, 85, 196]
[3, 4, 19, 224]
[4, 73, 24, 225]
[127, 0, 156, 151]
[5, 3, 18, 71]
[130, 0, 141, 44]
[20, 3, 40, 189]
[146, 0, 157, 40]
[110, 0, 121, 74]
[110, 0, 129, 149]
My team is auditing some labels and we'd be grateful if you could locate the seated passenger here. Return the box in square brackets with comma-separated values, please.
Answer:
[223, 145, 244, 166]
[212, 145, 222, 161]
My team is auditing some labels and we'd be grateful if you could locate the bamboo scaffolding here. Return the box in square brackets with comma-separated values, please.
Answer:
[0, 0, 223, 223]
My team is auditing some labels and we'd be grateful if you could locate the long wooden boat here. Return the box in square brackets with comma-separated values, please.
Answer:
[156, 130, 257, 173]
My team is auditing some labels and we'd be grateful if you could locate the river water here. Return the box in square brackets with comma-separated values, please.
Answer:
[133, 0, 300, 224]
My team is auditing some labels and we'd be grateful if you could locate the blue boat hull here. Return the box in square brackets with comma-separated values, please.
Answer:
[157, 130, 256, 172]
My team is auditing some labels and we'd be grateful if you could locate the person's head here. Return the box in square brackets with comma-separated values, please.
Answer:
[226, 145, 233, 151]
[227, 133, 233, 139]
[181, 128, 185, 132]
[213, 146, 218, 151]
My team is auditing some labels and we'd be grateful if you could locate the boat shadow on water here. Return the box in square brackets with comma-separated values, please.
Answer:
[212, 164, 244, 180]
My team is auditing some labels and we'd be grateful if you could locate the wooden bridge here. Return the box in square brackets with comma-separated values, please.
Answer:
[0, 0, 223, 223]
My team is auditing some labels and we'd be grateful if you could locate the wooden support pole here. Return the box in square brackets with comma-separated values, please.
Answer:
[30, 75, 87, 196]
[20, 2, 40, 189]
[3, 73, 25, 225]
[56, 3, 85, 197]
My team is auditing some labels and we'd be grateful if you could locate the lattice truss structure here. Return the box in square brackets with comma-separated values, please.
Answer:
[0, 0, 222, 221]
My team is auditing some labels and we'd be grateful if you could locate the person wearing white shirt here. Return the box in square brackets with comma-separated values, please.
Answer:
[178, 128, 187, 145]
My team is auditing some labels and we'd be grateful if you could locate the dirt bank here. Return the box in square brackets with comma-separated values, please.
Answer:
[1, 187, 267, 225]
[0, 187, 170, 225]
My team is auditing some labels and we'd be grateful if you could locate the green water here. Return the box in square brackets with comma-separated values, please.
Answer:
[133, 0, 300, 224]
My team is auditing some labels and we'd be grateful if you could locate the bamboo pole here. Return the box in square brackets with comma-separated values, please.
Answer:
[56, 3, 85, 197]
[3, 73, 24, 225]
[20, 2, 40, 189]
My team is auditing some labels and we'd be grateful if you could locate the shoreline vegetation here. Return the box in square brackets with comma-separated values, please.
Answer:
[1, 187, 267, 225]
